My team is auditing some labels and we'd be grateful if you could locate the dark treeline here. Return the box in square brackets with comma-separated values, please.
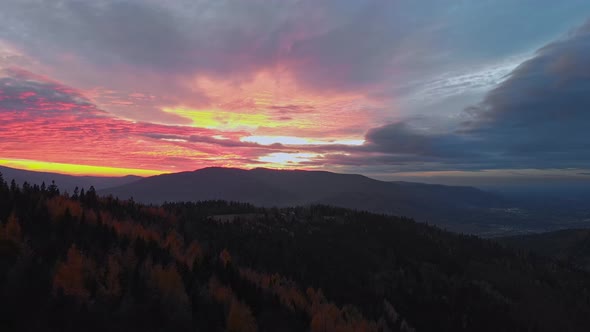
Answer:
[1, 173, 590, 331]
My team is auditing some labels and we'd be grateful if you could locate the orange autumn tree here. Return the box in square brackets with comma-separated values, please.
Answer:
[46, 196, 83, 220]
[309, 300, 379, 332]
[208, 277, 258, 332]
[53, 245, 93, 301]
[184, 241, 203, 270]
[149, 263, 189, 305]
[209, 276, 233, 304]
[227, 299, 258, 332]
[2, 213, 22, 243]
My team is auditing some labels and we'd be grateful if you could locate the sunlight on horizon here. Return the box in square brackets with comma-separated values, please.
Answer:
[240, 135, 365, 146]
[0, 158, 165, 177]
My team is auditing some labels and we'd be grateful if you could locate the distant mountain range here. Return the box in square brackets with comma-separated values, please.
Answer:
[4, 165, 589, 235]
[100, 167, 509, 228]
[0, 165, 141, 192]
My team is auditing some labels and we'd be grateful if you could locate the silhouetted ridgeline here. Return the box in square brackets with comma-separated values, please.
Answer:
[2, 173, 590, 331]
[101, 167, 512, 231]
[0, 165, 141, 192]
[7, 165, 586, 236]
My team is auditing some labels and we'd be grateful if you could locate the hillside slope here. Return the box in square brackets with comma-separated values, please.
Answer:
[499, 229, 590, 271]
[2, 179, 590, 331]
[101, 167, 507, 226]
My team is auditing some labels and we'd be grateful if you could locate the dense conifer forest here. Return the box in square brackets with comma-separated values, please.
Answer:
[2, 173, 590, 331]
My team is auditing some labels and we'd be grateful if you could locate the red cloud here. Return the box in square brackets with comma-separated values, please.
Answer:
[0, 68, 368, 174]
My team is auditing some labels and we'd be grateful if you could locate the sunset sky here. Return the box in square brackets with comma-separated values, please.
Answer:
[1, 0, 590, 184]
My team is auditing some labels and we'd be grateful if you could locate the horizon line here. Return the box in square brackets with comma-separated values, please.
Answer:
[0, 158, 330, 178]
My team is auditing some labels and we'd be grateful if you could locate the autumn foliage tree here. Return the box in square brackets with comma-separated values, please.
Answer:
[184, 241, 203, 270]
[148, 263, 189, 305]
[2, 213, 21, 243]
[53, 245, 93, 301]
[227, 299, 258, 332]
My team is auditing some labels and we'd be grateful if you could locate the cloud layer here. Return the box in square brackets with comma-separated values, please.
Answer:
[0, 1, 589, 178]
[357, 21, 590, 172]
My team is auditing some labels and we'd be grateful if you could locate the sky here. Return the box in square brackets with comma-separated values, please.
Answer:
[1, 0, 590, 185]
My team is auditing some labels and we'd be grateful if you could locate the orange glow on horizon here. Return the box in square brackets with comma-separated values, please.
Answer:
[256, 152, 319, 166]
[0, 158, 166, 177]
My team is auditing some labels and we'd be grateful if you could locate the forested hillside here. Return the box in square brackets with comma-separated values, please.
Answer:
[2, 173, 590, 331]
[500, 229, 590, 271]
[101, 167, 508, 230]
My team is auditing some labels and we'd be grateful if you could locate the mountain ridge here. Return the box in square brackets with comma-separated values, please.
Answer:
[0, 165, 142, 191]
[100, 167, 508, 228]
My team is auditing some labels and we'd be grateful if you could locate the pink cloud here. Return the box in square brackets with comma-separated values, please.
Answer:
[0, 68, 376, 174]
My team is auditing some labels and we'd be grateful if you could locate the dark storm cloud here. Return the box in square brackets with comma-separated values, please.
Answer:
[362, 21, 590, 171]
[365, 122, 479, 159]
